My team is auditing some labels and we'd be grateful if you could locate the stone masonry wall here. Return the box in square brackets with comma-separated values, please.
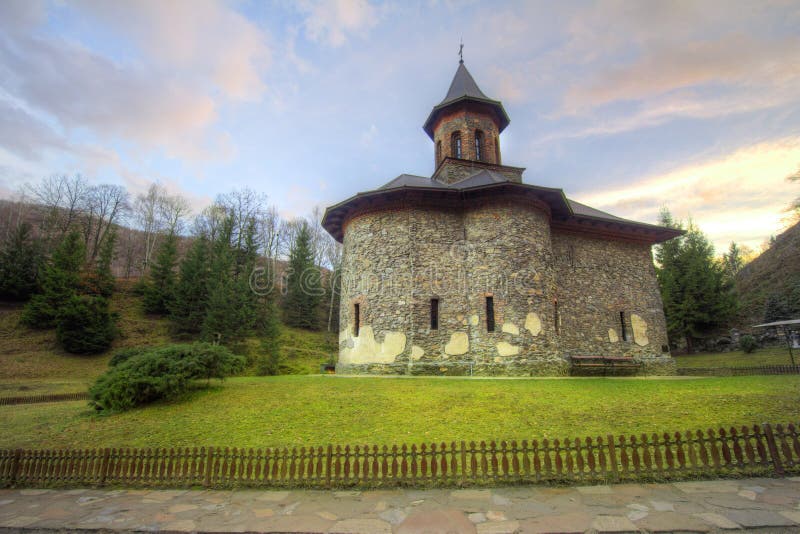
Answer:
[336, 202, 675, 375]
[433, 107, 500, 170]
[551, 231, 672, 364]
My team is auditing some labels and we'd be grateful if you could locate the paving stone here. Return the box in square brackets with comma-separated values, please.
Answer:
[374, 500, 388, 512]
[626, 503, 649, 511]
[673, 481, 739, 494]
[723, 509, 797, 527]
[476, 520, 520, 533]
[163, 519, 197, 531]
[18, 489, 52, 496]
[396, 508, 476, 534]
[591, 515, 639, 532]
[330, 517, 392, 533]
[626, 510, 648, 521]
[486, 510, 507, 521]
[0, 500, 14, 506]
[452, 489, 492, 500]
[378, 508, 407, 524]
[780, 510, 800, 523]
[635, 511, 710, 532]
[2, 515, 40, 527]
[576, 485, 613, 494]
[253, 508, 274, 518]
[743, 485, 766, 493]
[168, 504, 199, 513]
[260, 514, 333, 533]
[738, 489, 757, 500]
[255, 490, 290, 501]
[492, 493, 512, 506]
[469, 512, 487, 523]
[518, 511, 593, 533]
[316, 510, 338, 520]
[334, 490, 362, 498]
[649, 500, 675, 512]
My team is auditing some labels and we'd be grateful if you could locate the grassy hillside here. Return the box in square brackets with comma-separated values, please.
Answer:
[735, 220, 800, 328]
[1, 375, 798, 449]
[0, 280, 337, 396]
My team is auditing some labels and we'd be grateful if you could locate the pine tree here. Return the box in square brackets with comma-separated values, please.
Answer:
[170, 236, 211, 333]
[283, 222, 322, 329]
[764, 293, 792, 323]
[0, 222, 43, 301]
[256, 297, 282, 375]
[721, 241, 744, 279]
[22, 230, 85, 328]
[143, 232, 178, 314]
[57, 295, 117, 354]
[655, 210, 737, 351]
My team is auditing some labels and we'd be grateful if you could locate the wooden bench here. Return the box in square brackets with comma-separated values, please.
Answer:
[569, 355, 642, 376]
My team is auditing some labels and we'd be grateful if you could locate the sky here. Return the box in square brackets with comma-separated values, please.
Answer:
[1, 0, 799, 253]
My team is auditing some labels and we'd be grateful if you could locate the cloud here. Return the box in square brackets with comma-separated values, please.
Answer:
[563, 35, 800, 113]
[573, 137, 800, 252]
[298, 0, 380, 47]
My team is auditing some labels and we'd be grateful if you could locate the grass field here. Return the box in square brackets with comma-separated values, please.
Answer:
[1, 375, 798, 450]
[674, 346, 798, 368]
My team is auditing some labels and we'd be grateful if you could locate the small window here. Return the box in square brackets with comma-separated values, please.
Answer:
[354, 303, 360, 337]
[436, 140, 442, 163]
[486, 296, 495, 332]
[451, 132, 462, 159]
[430, 298, 439, 330]
[619, 311, 627, 342]
[474, 130, 484, 161]
[554, 299, 560, 335]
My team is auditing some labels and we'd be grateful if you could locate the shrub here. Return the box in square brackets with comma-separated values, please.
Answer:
[56, 295, 117, 354]
[739, 334, 758, 354]
[89, 343, 245, 412]
[108, 347, 142, 367]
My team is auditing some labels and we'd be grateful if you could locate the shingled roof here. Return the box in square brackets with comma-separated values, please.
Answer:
[322, 168, 683, 244]
[423, 62, 510, 138]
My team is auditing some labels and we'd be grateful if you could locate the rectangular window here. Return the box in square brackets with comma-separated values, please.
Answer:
[486, 296, 495, 332]
[430, 298, 439, 330]
[354, 303, 360, 337]
[554, 299, 560, 335]
[619, 311, 627, 342]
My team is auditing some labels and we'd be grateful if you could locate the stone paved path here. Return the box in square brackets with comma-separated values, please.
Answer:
[1, 477, 800, 533]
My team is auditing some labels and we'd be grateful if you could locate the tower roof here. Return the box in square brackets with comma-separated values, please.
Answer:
[423, 62, 510, 138]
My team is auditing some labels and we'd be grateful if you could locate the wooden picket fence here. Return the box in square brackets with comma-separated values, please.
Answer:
[677, 365, 800, 376]
[0, 392, 89, 406]
[1, 422, 798, 489]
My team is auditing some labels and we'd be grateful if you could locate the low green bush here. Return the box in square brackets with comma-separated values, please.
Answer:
[739, 334, 758, 354]
[89, 343, 246, 412]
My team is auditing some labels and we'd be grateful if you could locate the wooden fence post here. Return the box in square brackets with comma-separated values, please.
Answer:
[325, 445, 333, 488]
[762, 423, 785, 476]
[204, 447, 214, 487]
[10, 449, 22, 486]
[99, 448, 111, 486]
[606, 435, 618, 481]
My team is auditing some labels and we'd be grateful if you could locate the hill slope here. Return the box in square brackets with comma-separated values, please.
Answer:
[735, 220, 800, 327]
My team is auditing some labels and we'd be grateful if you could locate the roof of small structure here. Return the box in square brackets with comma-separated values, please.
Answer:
[422, 62, 510, 138]
[752, 319, 800, 328]
[322, 167, 684, 244]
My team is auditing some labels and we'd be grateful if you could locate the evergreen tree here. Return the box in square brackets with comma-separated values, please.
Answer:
[170, 236, 211, 334]
[21, 230, 85, 328]
[143, 232, 178, 314]
[721, 241, 745, 279]
[201, 216, 257, 345]
[57, 295, 117, 354]
[283, 222, 322, 329]
[655, 209, 737, 351]
[0, 222, 43, 300]
[256, 297, 282, 375]
[764, 293, 792, 323]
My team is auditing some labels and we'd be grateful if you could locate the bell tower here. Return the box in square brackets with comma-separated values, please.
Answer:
[423, 58, 510, 170]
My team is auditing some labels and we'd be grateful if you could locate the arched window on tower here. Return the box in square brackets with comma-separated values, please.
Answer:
[451, 132, 462, 159]
[436, 140, 442, 164]
[474, 130, 484, 161]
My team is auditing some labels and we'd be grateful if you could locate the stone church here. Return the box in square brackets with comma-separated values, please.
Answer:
[322, 60, 681, 376]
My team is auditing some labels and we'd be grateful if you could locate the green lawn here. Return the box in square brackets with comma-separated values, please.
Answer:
[674, 346, 798, 368]
[1, 375, 797, 450]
